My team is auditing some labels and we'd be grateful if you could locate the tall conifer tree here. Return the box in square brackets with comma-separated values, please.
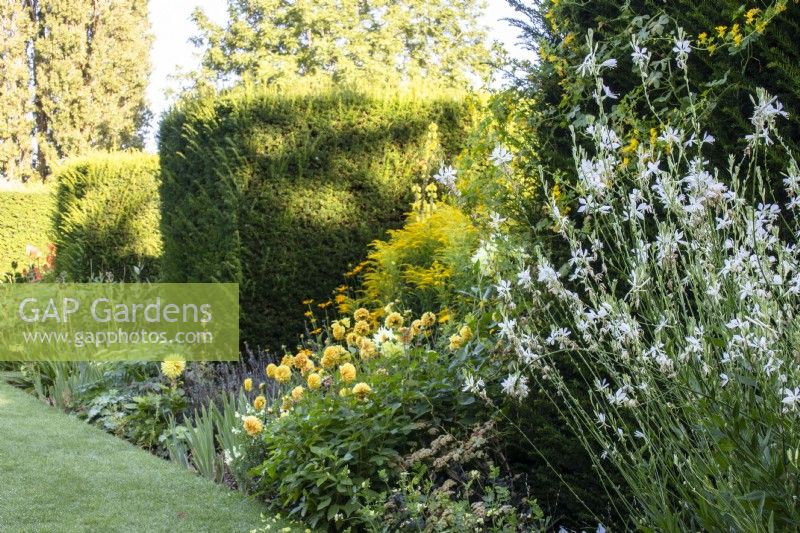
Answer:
[0, 0, 152, 180]
[0, 2, 35, 181]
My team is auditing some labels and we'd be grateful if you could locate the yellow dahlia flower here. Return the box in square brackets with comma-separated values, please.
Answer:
[243, 415, 263, 436]
[385, 312, 404, 329]
[253, 395, 267, 410]
[291, 386, 304, 401]
[354, 320, 371, 336]
[352, 382, 372, 399]
[307, 372, 322, 390]
[275, 364, 292, 383]
[339, 362, 356, 383]
[243, 378, 253, 392]
[160, 359, 186, 380]
[420, 312, 436, 327]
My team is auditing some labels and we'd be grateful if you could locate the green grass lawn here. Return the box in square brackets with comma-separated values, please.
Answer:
[0, 380, 290, 533]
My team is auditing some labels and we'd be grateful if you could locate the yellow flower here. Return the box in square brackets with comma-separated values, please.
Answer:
[243, 415, 263, 437]
[266, 363, 277, 379]
[353, 320, 371, 336]
[621, 137, 639, 154]
[275, 365, 292, 383]
[339, 387, 351, 397]
[243, 378, 253, 392]
[354, 308, 370, 321]
[334, 294, 346, 305]
[253, 395, 267, 410]
[449, 334, 464, 350]
[293, 351, 308, 370]
[304, 310, 313, 318]
[307, 373, 322, 390]
[302, 359, 316, 374]
[352, 382, 372, 399]
[563, 32, 575, 46]
[339, 363, 356, 383]
[385, 312, 404, 329]
[420, 312, 436, 327]
[730, 23, 741, 43]
[438, 309, 450, 323]
[359, 338, 377, 359]
[346, 332, 361, 347]
[160, 359, 186, 380]
[311, 327, 322, 335]
[291, 386, 304, 401]
[302, 299, 313, 305]
[697, 32, 708, 45]
[321, 345, 345, 368]
[745, 8, 760, 25]
[459, 325, 473, 341]
[715, 25, 727, 38]
[280, 354, 293, 367]
[332, 322, 346, 340]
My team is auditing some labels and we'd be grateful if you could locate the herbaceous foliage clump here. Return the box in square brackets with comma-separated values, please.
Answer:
[475, 24, 800, 530]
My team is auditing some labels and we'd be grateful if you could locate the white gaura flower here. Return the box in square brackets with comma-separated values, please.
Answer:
[372, 326, 396, 346]
[462, 372, 485, 394]
[672, 39, 691, 55]
[488, 211, 507, 230]
[630, 36, 649, 69]
[658, 126, 683, 145]
[599, 58, 617, 69]
[595, 412, 607, 427]
[782, 387, 800, 411]
[495, 279, 512, 300]
[516, 267, 532, 288]
[537, 262, 560, 285]
[602, 84, 618, 100]
[490, 145, 513, 167]
[577, 51, 596, 77]
[501, 373, 530, 400]
[434, 165, 457, 191]
[546, 327, 571, 347]
[672, 37, 691, 68]
[498, 318, 517, 340]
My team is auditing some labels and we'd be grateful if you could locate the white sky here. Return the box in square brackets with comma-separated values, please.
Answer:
[145, 0, 528, 152]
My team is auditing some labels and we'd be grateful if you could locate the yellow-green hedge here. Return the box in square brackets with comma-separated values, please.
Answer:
[0, 188, 55, 271]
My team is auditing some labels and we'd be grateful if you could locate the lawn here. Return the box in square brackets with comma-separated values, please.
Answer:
[0, 380, 290, 533]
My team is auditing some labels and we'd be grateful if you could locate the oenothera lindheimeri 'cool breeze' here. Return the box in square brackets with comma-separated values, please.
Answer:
[0, 283, 239, 361]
